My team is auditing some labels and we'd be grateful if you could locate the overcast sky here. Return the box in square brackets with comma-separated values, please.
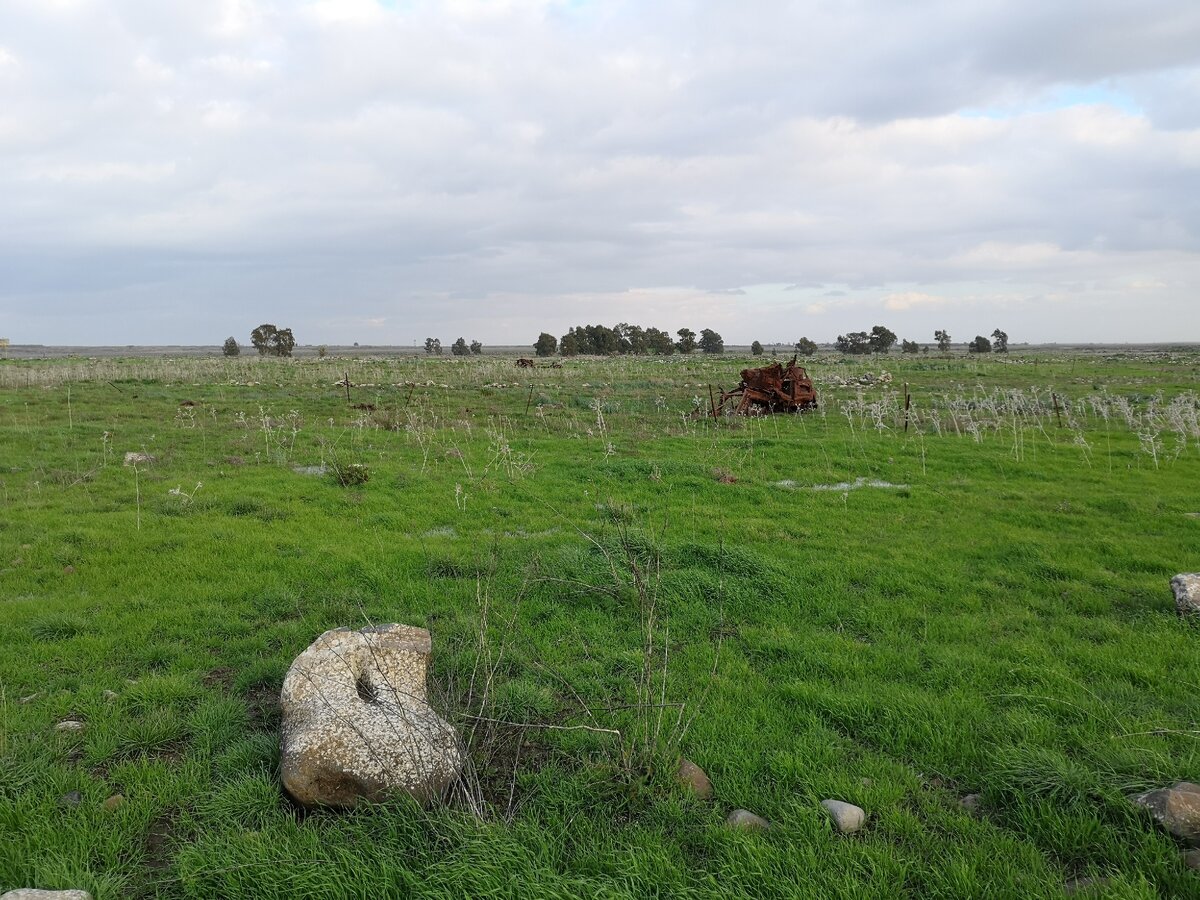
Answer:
[1, 0, 1199, 347]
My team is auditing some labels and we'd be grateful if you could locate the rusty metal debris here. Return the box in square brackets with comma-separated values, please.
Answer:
[713, 355, 818, 415]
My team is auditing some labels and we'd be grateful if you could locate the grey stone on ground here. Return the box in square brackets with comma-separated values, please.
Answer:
[960, 793, 982, 816]
[1, 892, 93, 900]
[281, 623, 464, 808]
[123, 452, 154, 466]
[725, 809, 770, 831]
[102, 690, 118, 701]
[102, 794, 124, 812]
[1183, 849, 1200, 870]
[58, 791, 82, 808]
[1172, 574, 1200, 617]
[821, 798, 866, 833]
[1130, 782, 1200, 844]
[677, 759, 712, 800]
[54, 720, 85, 733]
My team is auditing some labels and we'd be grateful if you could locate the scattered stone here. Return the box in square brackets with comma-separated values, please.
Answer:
[1171, 574, 1200, 618]
[123, 452, 155, 466]
[58, 791, 82, 808]
[0, 892, 93, 900]
[960, 793, 982, 816]
[676, 759, 713, 800]
[62, 566, 75, 575]
[102, 690, 118, 701]
[725, 809, 770, 831]
[102, 794, 124, 812]
[1130, 782, 1200, 844]
[1064, 876, 1111, 895]
[19, 693, 41, 704]
[54, 720, 85, 733]
[280, 624, 464, 808]
[292, 464, 328, 476]
[1183, 849, 1200, 871]
[821, 799, 866, 834]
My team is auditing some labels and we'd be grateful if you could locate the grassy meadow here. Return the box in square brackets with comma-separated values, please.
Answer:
[1, 348, 1198, 898]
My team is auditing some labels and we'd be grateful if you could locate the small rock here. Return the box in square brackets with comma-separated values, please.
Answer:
[280, 624, 464, 808]
[58, 791, 82, 808]
[102, 690, 118, 701]
[123, 452, 155, 466]
[54, 720, 85, 733]
[1130, 782, 1200, 844]
[960, 793, 982, 815]
[102, 794, 124, 812]
[62, 565, 75, 574]
[0, 892, 93, 900]
[1172, 574, 1200, 617]
[725, 809, 770, 831]
[677, 759, 713, 800]
[19, 693, 41, 704]
[821, 798, 866, 834]
[1183, 849, 1200, 871]
[1064, 876, 1111, 896]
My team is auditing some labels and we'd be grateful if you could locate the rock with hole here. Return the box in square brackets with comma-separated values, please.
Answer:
[1172, 574, 1200, 618]
[280, 624, 464, 808]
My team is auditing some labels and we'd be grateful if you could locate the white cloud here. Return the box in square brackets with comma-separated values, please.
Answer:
[882, 292, 949, 311]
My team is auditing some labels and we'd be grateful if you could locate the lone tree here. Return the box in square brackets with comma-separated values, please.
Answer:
[901, 339, 920, 353]
[934, 329, 952, 352]
[222, 336, 240, 357]
[968, 335, 992, 353]
[451, 337, 470, 356]
[795, 337, 818, 356]
[750, 340, 764, 356]
[534, 332, 558, 357]
[699, 328, 724, 354]
[470, 340, 483, 355]
[250, 324, 295, 357]
[424, 337, 442, 355]
[675, 328, 697, 354]
[991, 329, 1009, 353]
[868, 325, 897, 354]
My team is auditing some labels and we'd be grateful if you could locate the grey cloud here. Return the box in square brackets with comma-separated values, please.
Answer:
[0, 0, 1198, 344]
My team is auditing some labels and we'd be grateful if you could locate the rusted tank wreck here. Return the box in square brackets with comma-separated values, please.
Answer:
[714, 355, 818, 415]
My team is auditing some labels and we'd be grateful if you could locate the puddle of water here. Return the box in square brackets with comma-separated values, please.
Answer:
[774, 477, 908, 491]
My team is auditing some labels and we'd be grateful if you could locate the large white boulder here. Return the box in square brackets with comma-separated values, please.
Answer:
[280, 624, 464, 808]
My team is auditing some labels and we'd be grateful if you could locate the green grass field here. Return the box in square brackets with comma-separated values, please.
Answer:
[1, 350, 1198, 898]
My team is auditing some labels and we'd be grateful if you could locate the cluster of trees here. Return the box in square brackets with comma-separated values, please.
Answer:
[934, 329, 1010, 354]
[834, 326, 898, 355]
[425, 338, 484, 356]
[224, 324, 296, 357]
[828, 327, 1011, 354]
[534, 325, 725, 357]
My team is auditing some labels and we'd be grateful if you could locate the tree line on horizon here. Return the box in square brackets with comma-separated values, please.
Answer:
[218, 322, 1010, 358]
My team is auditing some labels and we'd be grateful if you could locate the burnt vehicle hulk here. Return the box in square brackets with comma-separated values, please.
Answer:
[714, 355, 818, 415]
